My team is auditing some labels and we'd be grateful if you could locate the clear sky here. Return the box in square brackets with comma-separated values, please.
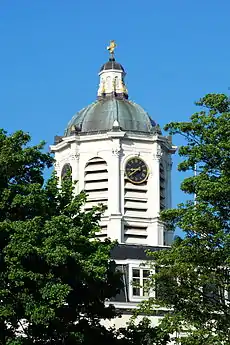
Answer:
[0, 0, 229, 235]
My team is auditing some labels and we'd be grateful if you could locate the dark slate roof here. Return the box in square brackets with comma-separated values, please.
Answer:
[110, 244, 169, 261]
[64, 98, 157, 136]
[100, 58, 125, 72]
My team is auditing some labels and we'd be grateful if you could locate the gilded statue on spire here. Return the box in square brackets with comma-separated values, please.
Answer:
[107, 40, 117, 59]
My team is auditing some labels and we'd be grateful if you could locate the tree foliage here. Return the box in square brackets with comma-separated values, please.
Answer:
[141, 94, 230, 344]
[0, 129, 169, 345]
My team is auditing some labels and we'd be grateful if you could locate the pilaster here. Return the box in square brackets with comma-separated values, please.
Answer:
[107, 138, 123, 242]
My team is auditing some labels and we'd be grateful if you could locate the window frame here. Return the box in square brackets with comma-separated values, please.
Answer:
[129, 263, 154, 302]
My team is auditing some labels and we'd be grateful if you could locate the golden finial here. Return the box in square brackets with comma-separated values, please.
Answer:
[107, 40, 117, 59]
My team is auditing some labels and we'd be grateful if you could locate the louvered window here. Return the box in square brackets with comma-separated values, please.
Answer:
[124, 180, 148, 218]
[160, 163, 166, 210]
[84, 157, 108, 238]
[124, 224, 147, 244]
[84, 157, 108, 211]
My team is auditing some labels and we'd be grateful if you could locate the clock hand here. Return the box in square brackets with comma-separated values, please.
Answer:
[128, 167, 141, 177]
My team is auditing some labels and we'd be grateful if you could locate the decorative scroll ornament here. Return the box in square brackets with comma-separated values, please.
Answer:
[70, 152, 80, 161]
[112, 147, 121, 157]
[153, 144, 163, 160]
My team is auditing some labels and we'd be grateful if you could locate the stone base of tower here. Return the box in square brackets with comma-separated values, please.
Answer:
[111, 216, 171, 247]
[105, 215, 173, 247]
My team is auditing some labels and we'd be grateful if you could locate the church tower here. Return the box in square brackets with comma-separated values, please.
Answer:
[50, 41, 176, 249]
[51, 42, 177, 324]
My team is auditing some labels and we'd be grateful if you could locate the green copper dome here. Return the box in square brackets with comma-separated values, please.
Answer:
[64, 98, 157, 136]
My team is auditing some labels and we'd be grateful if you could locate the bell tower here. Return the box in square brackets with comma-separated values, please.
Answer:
[50, 41, 176, 247]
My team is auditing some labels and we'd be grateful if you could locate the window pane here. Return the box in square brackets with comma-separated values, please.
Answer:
[132, 269, 140, 278]
[132, 273, 141, 297]
[143, 269, 150, 278]
[131, 268, 151, 298]
[143, 290, 149, 297]
[143, 279, 149, 297]
[133, 278, 140, 285]
[133, 287, 140, 296]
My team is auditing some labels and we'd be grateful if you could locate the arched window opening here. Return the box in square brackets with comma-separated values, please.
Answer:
[84, 157, 108, 210]
[115, 76, 119, 89]
[106, 76, 111, 90]
[84, 157, 108, 237]
[61, 163, 72, 181]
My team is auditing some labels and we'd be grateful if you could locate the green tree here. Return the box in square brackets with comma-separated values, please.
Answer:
[0, 129, 170, 345]
[0, 129, 120, 344]
[141, 94, 230, 344]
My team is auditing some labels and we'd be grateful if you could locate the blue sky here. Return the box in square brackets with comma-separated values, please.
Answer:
[0, 0, 229, 235]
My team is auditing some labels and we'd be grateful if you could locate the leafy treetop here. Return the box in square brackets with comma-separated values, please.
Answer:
[141, 94, 230, 345]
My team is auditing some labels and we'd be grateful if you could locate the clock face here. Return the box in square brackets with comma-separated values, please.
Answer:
[125, 157, 148, 184]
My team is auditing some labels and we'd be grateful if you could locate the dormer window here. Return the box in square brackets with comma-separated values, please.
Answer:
[129, 264, 153, 301]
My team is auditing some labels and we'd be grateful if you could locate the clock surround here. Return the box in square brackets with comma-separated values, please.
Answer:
[125, 157, 149, 184]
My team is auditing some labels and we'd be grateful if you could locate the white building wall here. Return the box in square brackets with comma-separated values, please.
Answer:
[102, 312, 175, 344]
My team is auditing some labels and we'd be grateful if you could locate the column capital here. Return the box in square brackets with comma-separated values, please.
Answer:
[153, 153, 162, 161]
